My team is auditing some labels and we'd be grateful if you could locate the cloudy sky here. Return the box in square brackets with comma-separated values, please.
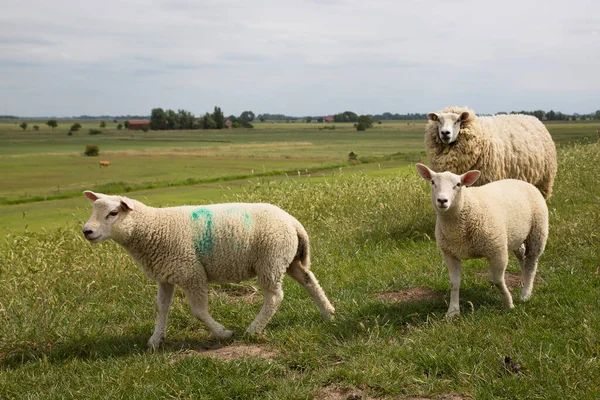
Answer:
[1, 0, 599, 117]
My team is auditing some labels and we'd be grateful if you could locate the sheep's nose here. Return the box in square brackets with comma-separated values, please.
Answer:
[437, 198, 448, 206]
[82, 228, 94, 236]
[441, 130, 451, 137]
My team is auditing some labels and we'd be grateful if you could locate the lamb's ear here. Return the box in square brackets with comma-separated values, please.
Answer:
[427, 113, 439, 122]
[461, 170, 480, 186]
[83, 190, 102, 202]
[459, 111, 470, 121]
[416, 163, 434, 181]
[119, 197, 135, 212]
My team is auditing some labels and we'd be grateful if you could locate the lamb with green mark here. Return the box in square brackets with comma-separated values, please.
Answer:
[82, 191, 335, 348]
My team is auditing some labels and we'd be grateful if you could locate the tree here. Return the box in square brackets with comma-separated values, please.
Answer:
[84, 144, 99, 156]
[212, 106, 225, 129]
[532, 110, 546, 120]
[356, 121, 367, 131]
[113, 119, 118, 123]
[177, 109, 196, 130]
[333, 111, 358, 123]
[124, 120, 130, 129]
[258, 114, 265, 122]
[595, 110, 600, 120]
[33, 125, 39, 131]
[199, 113, 217, 129]
[150, 108, 167, 130]
[239, 111, 255, 122]
[19, 122, 27, 131]
[357, 115, 373, 129]
[305, 116, 312, 123]
[46, 119, 58, 131]
[100, 121, 106, 130]
[117, 123, 123, 130]
[165, 109, 179, 129]
[71, 122, 82, 131]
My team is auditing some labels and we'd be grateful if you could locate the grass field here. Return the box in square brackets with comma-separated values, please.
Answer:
[0, 120, 599, 398]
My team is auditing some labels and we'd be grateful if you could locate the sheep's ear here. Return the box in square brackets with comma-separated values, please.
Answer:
[461, 170, 480, 186]
[459, 111, 470, 121]
[427, 113, 439, 122]
[416, 163, 433, 181]
[83, 190, 102, 202]
[119, 197, 135, 212]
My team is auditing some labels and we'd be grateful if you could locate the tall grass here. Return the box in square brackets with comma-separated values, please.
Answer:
[0, 143, 599, 399]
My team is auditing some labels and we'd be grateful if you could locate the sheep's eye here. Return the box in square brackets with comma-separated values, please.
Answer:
[455, 183, 461, 188]
[106, 210, 119, 219]
[431, 180, 435, 185]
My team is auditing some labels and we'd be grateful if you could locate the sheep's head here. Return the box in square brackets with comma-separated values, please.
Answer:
[82, 191, 135, 243]
[427, 111, 470, 144]
[415, 163, 480, 213]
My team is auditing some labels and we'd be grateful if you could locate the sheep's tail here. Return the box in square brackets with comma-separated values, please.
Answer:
[292, 218, 311, 269]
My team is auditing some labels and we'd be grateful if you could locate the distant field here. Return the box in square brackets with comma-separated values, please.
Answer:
[0, 121, 426, 204]
[0, 119, 598, 233]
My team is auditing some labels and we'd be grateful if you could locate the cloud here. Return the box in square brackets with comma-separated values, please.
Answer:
[0, 0, 599, 116]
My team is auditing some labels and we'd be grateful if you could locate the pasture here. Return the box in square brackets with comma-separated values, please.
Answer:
[0, 120, 599, 398]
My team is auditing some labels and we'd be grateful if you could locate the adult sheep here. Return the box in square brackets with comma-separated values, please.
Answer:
[425, 106, 557, 198]
[82, 191, 335, 348]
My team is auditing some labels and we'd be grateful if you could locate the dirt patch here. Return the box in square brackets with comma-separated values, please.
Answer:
[314, 386, 375, 400]
[475, 271, 525, 289]
[375, 287, 441, 303]
[172, 343, 277, 363]
[211, 283, 260, 304]
[402, 395, 470, 400]
[315, 387, 469, 400]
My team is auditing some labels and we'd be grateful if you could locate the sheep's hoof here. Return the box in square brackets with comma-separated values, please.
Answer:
[147, 335, 165, 350]
[446, 309, 460, 318]
[322, 308, 335, 321]
[215, 329, 234, 340]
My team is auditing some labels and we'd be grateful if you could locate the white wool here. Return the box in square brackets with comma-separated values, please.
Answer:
[425, 106, 557, 199]
[416, 164, 549, 316]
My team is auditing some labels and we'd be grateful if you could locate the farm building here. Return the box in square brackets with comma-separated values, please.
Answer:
[323, 115, 334, 123]
[128, 120, 151, 130]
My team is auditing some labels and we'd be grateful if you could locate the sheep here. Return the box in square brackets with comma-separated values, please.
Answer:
[425, 106, 557, 199]
[99, 161, 110, 167]
[415, 163, 548, 316]
[81, 191, 335, 347]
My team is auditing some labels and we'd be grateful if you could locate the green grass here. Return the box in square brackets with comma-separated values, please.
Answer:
[1, 141, 599, 399]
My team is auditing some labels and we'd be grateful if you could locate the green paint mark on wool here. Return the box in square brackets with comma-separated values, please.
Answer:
[225, 207, 253, 229]
[191, 208, 214, 255]
[242, 212, 252, 229]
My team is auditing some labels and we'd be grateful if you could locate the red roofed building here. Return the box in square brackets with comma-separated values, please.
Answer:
[128, 120, 151, 130]
[323, 115, 334, 123]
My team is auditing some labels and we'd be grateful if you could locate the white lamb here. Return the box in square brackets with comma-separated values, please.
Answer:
[82, 191, 335, 348]
[415, 164, 549, 316]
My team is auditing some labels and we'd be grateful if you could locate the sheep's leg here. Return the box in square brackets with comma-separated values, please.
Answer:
[148, 282, 175, 348]
[489, 253, 514, 308]
[443, 253, 462, 317]
[513, 244, 526, 267]
[286, 260, 335, 320]
[246, 280, 284, 334]
[184, 286, 233, 340]
[521, 241, 543, 301]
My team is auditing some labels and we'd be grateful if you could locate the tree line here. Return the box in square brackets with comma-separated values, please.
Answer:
[149, 107, 255, 130]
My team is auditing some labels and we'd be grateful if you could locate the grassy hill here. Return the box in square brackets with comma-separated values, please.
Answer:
[0, 138, 599, 398]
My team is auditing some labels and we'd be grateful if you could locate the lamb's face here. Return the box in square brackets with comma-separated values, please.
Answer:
[82, 191, 134, 243]
[427, 111, 469, 144]
[415, 164, 480, 213]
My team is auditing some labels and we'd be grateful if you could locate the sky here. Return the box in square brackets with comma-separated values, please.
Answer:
[1, 0, 599, 117]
